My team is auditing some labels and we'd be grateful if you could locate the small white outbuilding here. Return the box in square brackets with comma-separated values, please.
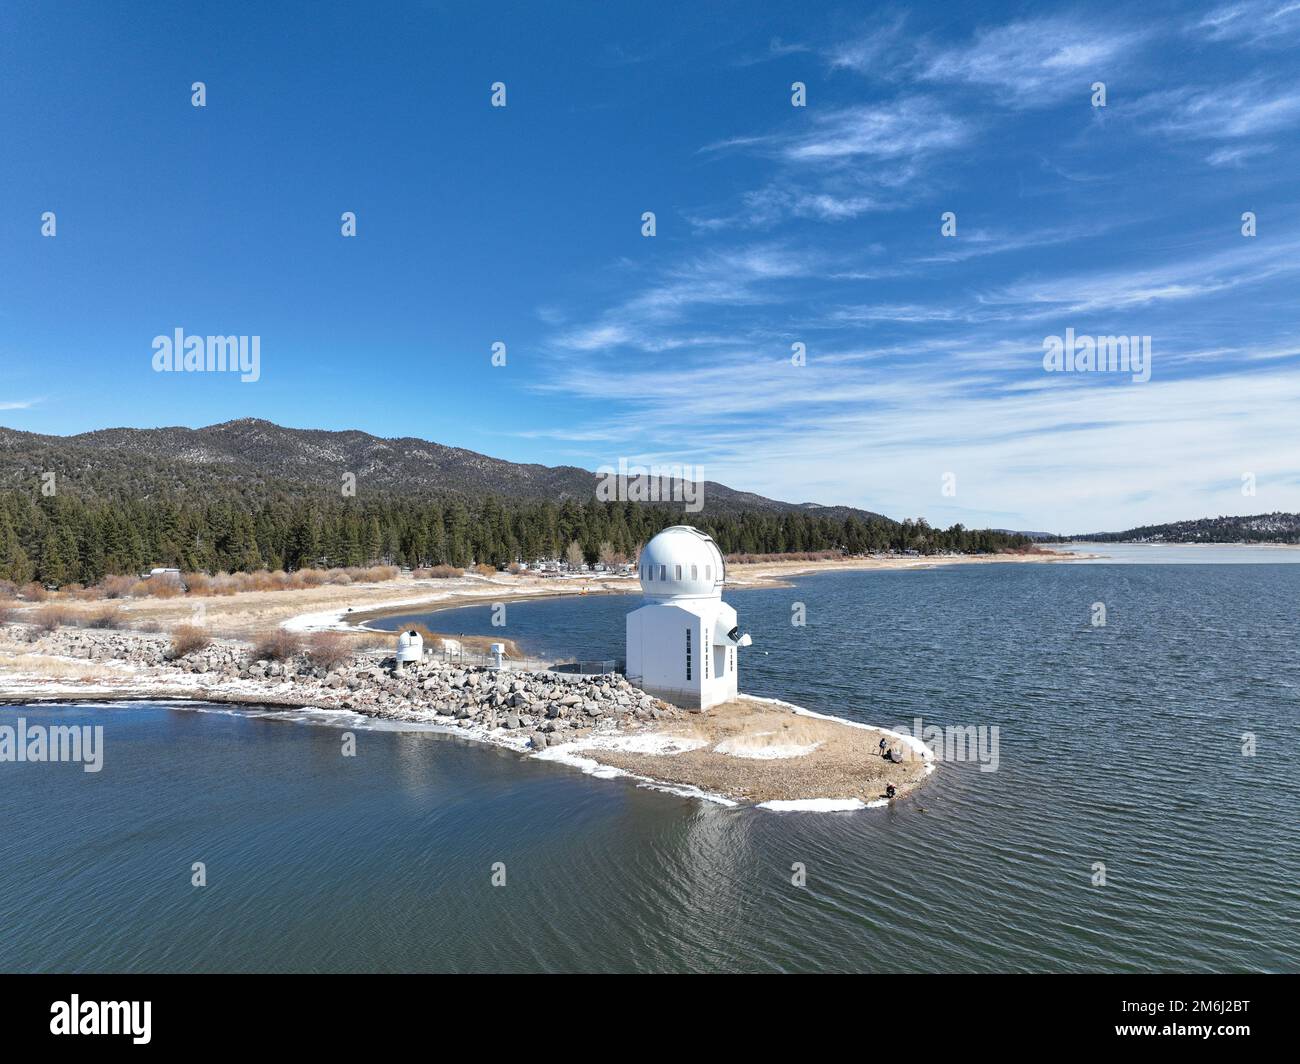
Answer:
[626, 525, 751, 711]
[395, 629, 424, 666]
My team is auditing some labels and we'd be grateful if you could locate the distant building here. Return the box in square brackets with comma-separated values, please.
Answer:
[142, 567, 183, 587]
[626, 526, 751, 711]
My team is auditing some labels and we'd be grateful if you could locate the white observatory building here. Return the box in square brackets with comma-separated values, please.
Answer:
[626, 526, 751, 710]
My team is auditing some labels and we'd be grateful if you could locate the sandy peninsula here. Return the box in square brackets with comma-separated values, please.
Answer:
[0, 622, 932, 810]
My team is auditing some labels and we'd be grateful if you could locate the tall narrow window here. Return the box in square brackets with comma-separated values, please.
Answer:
[691, 564, 698, 580]
[675, 564, 682, 580]
[705, 565, 711, 581]
[660, 564, 667, 581]
[685, 628, 692, 680]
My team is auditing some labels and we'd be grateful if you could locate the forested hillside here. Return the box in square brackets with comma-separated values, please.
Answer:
[0, 420, 1033, 585]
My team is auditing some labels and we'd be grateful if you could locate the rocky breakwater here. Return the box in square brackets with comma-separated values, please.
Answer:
[10, 625, 684, 752]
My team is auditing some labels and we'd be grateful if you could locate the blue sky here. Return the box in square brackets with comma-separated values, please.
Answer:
[2, 0, 1298, 532]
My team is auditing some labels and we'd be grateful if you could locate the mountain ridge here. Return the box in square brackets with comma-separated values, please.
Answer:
[0, 418, 887, 521]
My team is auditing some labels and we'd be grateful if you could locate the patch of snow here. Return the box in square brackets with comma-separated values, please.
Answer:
[713, 736, 822, 759]
[757, 797, 869, 812]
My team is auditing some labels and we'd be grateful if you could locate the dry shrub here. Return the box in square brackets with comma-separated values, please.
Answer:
[252, 628, 302, 662]
[183, 572, 212, 596]
[147, 580, 182, 598]
[20, 582, 49, 602]
[305, 631, 352, 671]
[87, 605, 127, 629]
[725, 550, 845, 565]
[421, 565, 463, 579]
[134, 620, 162, 634]
[506, 562, 524, 575]
[0, 601, 18, 624]
[32, 604, 74, 632]
[325, 570, 353, 585]
[169, 624, 211, 657]
[244, 570, 275, 592]
[0, 580, 16, 599]
[210, 573, 240, 596]
[98, 575, 136, 598]
[473, 563, 497, 577]
[295, 569, 327, 588]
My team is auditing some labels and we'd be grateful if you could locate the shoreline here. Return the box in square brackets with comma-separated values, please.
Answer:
[0, 624, 934, 811]
[2, 550, 1080, 645]
[322, 548, 1084, 632]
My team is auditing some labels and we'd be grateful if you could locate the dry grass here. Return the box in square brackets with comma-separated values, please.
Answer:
[169, 624, 211, 657]
[0, 649, 119, 682]
[31, 604, 75, 632]
[472, 563, 498, 577]
[0, 601, 17, 625]
[20, 582, 49, 602]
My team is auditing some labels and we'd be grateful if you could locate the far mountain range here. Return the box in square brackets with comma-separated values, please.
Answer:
[0, 419, 1294, 542]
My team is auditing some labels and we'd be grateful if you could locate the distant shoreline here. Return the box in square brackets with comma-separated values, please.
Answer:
[338, 549, 1080, 631]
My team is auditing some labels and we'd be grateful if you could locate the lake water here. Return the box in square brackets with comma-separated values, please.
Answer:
[3, 558, 1298, 972]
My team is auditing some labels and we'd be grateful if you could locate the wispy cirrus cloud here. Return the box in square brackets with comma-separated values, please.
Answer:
[1135, 78, 1300, 140]
[692, 98, 973, 228]
[1191, 1, 1300, 45]
[706, 97, 970, 164]
[917, 17, 1147, 104]
[552, 244, 817, 352]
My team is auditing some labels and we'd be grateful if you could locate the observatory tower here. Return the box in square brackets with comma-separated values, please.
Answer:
[626, 525, 751, 710]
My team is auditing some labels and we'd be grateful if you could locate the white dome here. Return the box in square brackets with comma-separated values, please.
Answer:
[637, 526, 725, 600]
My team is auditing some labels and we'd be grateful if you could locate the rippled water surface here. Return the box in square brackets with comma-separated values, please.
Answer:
[3, 561, 1297, 972]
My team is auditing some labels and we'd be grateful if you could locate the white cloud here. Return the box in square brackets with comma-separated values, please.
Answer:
[1192, 1, 1300, 45]
[917, 17, 1146, 106]
[1136, 78, 1300, 140]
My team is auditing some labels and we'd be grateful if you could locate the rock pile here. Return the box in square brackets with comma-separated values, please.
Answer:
[16, 625, 681, 751]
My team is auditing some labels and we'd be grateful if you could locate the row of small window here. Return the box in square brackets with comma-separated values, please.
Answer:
[642, 563, 712, 583]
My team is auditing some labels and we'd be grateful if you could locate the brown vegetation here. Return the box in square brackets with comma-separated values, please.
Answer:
[726, 550, 846, 565]
[32, 604, 75, 632]
[87, 605, 127, 629]
[252, 628, 302, 662]
[304, 631, 353, 671]
[76, 566, 403, 602]
[169, 624, 211, 657]
[415, 565, 464, 579]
